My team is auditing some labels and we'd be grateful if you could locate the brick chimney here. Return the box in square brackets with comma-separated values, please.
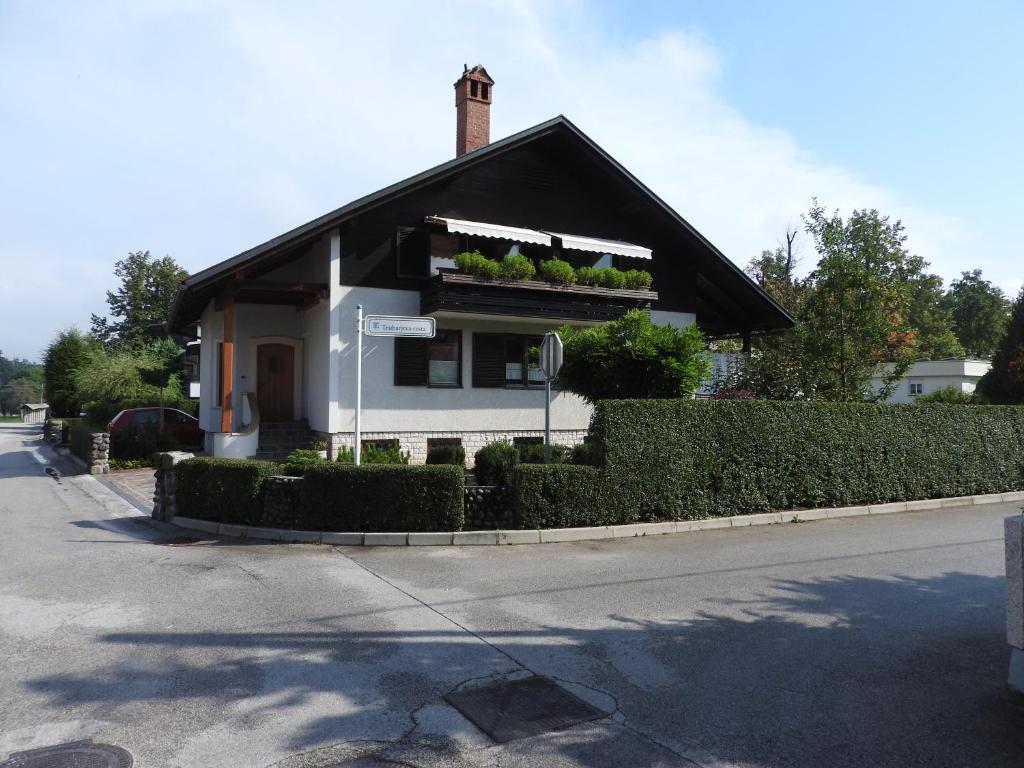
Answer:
[454, 65, 493, 156]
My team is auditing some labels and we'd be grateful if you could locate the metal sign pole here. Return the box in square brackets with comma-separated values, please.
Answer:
[539, 332, 563, 465]
[354, 304, 363, 466]
[544, 376, 552, 464]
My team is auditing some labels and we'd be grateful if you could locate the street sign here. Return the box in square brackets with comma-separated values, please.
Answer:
[363, 315, 436, 338]
[539, 332, 563, 464]
[539, 332, 563, 380]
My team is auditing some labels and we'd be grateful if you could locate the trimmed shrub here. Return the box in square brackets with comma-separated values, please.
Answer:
[110, 425, 178, 459]
[539, 258, 576, 286]
[281, 448, 325, 477]
[426, 443, 466, 466]
[511, 465, 602, 529]
[569, 441, 597, 466]
[623, 269, 653, 290]
[590, 400, 1024, 522]
[575, 266, 600, 286]
[598, 267, 626, 289]
[516, 442, 569, 464]
[335, 443, 410, 464]
[473, 440, 519, 486]
[175, 457, 280, 525]
[301, 464, 465, 532]
[499, 253, 536, 281]
[69, 422, 98, 462]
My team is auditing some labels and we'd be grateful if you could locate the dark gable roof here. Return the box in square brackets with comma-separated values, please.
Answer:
[170, 115, 794, 331]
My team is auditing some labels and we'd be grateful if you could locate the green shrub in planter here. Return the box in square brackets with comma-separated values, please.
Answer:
[511, 464, 602, 529]
[175, 457, 280, 525]
[301, 464, 464, 532]
[426, 443, 466, 466]
[623, 269, 653, 290]
[454, 250, 485, 274]
[575, 266, 600, 286]
[598, 267, 626, 289]
[539, 258, 576, 286]
[473, 440, 519, 486]
[499, 253, 536, 281]
[516, 442, 569, 464]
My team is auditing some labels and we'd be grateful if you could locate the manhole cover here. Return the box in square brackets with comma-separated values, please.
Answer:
[0, 740, 132, 767]
[444, 675, 608, 743]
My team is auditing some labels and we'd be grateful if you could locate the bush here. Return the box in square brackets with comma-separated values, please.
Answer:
[915, 386, 980, 405]
[539, 258, 576, 286]
[280, 448, 325, 476]
[175, 457, 280, 525]
[623, 269, 653, 290]
[110, 457, 152, 470]
[110, 425, 179, 459]
[515, 442, 569, 464]
[598, 267, 626, 289]
[69, 422, 98, 462]
[569, 441, 597, 466]
[473, 440, 519, 486]
[426, 443, 466, 466]
[301, 464, 465, 532]
[499, 253, 536, 281]
[335, 443, 410, 464]
[590, 399, 1024, 522]
[454, 250, 485, 274]
[511, 465, 602, 529]
[575, 266, 601, 286]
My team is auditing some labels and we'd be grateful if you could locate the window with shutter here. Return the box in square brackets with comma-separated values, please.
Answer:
[394, 337, 428, 385]
[396, 226, 430, 278]
[472, 333, 506, 388]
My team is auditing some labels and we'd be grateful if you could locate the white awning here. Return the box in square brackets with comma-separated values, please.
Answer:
[425, 216, 551, 246]
[545, 232, 652, 260]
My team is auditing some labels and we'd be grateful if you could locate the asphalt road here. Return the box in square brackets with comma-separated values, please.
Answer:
[1, 421, 1022, 767]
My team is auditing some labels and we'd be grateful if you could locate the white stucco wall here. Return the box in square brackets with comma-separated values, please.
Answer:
[870, 359, 991, 403]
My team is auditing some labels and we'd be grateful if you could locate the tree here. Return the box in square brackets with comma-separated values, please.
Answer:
[944, 270, 1010, 358]
[0, 369, 44, 414]
[90, 251, 189, 347]
[556, 310, 711, 403]
[902, 265, 963, 359]
[43, 329, 100, 417]
[795, 204, 919, 401]
[977, 287, 1024, 403]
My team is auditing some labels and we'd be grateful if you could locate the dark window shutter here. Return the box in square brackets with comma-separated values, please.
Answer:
[396, 227, 429, 278]
[472, 333, 506, 388]
[394, 338, 428, 386]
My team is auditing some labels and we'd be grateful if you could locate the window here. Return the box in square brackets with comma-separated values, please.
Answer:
[473, 333, 545, 388]
[427, 437, 462, 450]
[394, 330, 462, 387]
[481, 83, 489, 100]
[909, 382, 924, 396]
[131, 409, 159, 426]
[429, 232, 458, 275]
[471, 80, 479, 98]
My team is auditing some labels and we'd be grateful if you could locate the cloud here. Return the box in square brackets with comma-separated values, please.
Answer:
[0, 0, 1015, 359]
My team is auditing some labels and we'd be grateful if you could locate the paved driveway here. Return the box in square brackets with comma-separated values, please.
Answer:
[1, 422, 1022, 767]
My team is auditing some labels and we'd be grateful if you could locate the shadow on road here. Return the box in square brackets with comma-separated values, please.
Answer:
[20, 569, 1024, 767]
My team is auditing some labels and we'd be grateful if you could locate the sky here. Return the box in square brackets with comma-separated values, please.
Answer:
[1, 0, 1021, 361]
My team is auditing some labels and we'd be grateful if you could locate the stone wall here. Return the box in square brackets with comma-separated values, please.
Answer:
[72, 429, 110, 474]
[152, 451, 194, 521]
[464, 485, 514, 530]
[318, 429, 587, 465]
[262, 476, 304, 529]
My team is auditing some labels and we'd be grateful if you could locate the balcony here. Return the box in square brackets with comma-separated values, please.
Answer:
[421, 271, 657, 323]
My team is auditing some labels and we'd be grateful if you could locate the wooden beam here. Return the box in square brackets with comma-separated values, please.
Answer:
[220, 297, 235, 433]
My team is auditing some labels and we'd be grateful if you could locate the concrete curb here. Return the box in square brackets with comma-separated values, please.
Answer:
[168, 490, 1024, 547]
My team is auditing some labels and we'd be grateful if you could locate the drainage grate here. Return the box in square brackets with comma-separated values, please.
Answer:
[0, 741, 132, 767]
[444, 675, 608, 743]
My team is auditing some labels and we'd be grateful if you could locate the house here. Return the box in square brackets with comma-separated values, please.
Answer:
[870, 359, 991, 403]
[19, 403, 48, 424]
[168, 66, 793, 461]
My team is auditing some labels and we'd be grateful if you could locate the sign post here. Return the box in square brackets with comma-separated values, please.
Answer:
[539, 332, 564, 464]
[353, 311, 436, 466]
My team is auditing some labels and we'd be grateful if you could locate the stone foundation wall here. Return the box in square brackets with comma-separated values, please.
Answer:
[263, 476, 304, 529]
[464, 485, 514, 529]
[316, 429, 587, 465]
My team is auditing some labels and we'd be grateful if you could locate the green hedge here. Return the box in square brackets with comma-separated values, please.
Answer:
[511, 465, 602, 529]
[301, 464, 465, 532]
[69, 423, 98, 462]
[590, 400, 1024, 521]
[175, 457, 280, 525]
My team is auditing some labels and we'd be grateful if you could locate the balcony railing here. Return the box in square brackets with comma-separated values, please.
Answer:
[421, 271, 657, 323]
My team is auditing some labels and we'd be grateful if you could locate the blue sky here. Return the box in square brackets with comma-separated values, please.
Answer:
[1, 1, 1020, 361]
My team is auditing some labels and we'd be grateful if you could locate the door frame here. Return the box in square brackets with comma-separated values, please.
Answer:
[249, 336, 303, 422]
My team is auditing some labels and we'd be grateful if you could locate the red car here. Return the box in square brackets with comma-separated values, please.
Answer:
[107, 407, 204, 447]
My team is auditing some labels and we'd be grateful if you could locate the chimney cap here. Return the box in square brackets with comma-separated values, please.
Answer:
[455, 64, 494, 86]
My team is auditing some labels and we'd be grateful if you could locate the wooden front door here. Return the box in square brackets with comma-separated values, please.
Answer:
[257, 344, 294, 422]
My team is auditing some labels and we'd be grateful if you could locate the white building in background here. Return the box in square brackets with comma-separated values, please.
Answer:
[870, 359, 991, 404]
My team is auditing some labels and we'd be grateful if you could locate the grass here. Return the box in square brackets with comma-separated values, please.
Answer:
[0, 415, 23, 422]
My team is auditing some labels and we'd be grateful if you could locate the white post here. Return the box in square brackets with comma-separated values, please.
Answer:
[354, 304, 363, 466]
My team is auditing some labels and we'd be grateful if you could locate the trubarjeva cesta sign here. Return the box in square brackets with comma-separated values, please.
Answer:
[363, 316, 436, 338]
